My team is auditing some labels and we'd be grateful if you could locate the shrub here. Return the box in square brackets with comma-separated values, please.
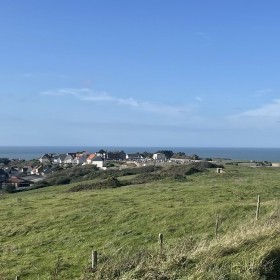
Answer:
[55, 177, 71, 185]
[32, 180, 50, 189]
[107, 177, 122, 188]
[68, 177, 122, 192]
[2, 184, 16, 193]
[259, 247, 280, 279]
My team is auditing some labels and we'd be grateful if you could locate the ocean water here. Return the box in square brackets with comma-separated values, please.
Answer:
[1, 146, 280, 162]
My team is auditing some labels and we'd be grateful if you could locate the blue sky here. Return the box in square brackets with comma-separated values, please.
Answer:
[1, 0, 280, 147]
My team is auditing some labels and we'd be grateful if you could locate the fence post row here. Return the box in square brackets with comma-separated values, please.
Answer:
[17, 195, 266, 276]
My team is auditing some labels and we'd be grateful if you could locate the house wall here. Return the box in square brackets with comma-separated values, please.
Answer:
[92, 161, 104, 168]
[74, 155, 87, 165]
[39, 157, 51, 164]
[153, 153, 166, 160]
[64, 156, 74, 164]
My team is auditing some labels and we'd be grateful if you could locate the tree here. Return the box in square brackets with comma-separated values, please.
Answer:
[173, 152, 186, 158]
[156, 150, 174, 159]
[191, 154, 200, 160]
[97, 149, 106, 155]
[0, 158, 10, 166]
[142, 151, 153, 159]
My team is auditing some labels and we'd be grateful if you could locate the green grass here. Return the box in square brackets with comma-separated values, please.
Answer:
[1, 166, 280, 279]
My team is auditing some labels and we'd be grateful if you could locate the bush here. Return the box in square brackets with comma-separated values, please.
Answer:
[2, 184, 16, 193]
[32, 180, 50, 189]
[0, 158, 10, 165]
[55, 177, 71, 185]
[259, 247, 280, 279]
[107, 177, 122, 188]
[68, 177, 122, 192]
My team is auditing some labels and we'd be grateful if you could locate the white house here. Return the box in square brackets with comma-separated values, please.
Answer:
[20, 166, 33, 174]
[52, 154, 74, 165]
[74, 154, 87, 165]
[31, 165, 44, 175]
[87, 153, 97, 164]
[64, 154, 74, 164]
[91, 156, 105, 168]
[39, 154, 52, 164]
[152, 153, 166, 161]
[126, 153, 143, 161]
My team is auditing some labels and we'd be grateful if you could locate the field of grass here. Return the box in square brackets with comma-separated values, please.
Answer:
[1, 165, 280, 279]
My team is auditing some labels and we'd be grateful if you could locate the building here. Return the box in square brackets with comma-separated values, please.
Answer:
[2, 177, 33, 189]
[126, 153, 143, 161]
[91, 156, 105, 168]
[87, 153, 97, 164]
[152, 153, 166, 161]
[39, 154, 52, 164]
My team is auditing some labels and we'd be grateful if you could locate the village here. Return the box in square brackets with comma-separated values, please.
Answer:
[1, 148, 275, 193]
[0, 150, 200, 192]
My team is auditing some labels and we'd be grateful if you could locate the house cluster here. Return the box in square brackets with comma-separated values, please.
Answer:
[0, 150, 173, 192]
[39, 151, 169, 166]
[39, 151, 105, 168]
[0, 167, 36, 191]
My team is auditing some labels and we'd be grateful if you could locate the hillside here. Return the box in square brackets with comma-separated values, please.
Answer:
[1, 165, 280, 279]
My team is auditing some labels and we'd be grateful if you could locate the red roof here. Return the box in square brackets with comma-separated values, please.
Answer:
[87, 153, 96, 160]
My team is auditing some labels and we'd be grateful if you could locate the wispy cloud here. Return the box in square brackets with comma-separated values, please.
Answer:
[41, 88, 196, 117]
[228, 99, 280, 127]
[195, 96, 203, 102]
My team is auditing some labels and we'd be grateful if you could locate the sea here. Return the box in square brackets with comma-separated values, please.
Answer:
[1, 146, 280, 162]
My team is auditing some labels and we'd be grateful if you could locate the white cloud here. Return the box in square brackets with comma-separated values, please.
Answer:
[41, 88, 196, 117]
[235, 99, 280, 118]
[228, 99, 280, 128]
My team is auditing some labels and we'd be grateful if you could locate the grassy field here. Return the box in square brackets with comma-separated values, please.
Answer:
[1, 165, 280, 279]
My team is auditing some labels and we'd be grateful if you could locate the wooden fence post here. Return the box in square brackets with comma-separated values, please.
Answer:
[91, 250, 97, 270]
[255, 195, 260, 222]
[159, 233, 163, 250]
[15, 277, 19, 280]
[215, 215, 219, 239]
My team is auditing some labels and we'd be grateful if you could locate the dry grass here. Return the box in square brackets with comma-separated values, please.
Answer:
[82, 210, 280, 280]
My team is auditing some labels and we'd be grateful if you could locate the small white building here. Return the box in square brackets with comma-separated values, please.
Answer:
[31, 165, 44, 175]
[87, 153, 97, 164]
[91, 156, 105, 168]
[64, 155, 74, 164]
[53, 154, 73, 165]
[126, 153, 143, 161]
[39, 154, 52, 164]
[152, 153, 166, 161]
[73, 154, 87, 165]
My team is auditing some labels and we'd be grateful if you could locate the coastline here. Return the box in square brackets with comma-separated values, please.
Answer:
[1, 146, 280, 162]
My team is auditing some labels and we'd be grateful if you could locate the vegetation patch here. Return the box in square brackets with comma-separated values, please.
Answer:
[259, 247, 280, 279]
[68, 177, 122, 192]
[68, 163, 218, 192]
